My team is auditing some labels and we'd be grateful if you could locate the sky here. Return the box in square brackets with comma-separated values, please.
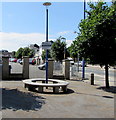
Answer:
[0, 1, 112, 52]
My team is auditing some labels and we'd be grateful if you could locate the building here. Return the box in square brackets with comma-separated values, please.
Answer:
[29, 44, 39, 53]
[29, 44, 41, 64]
[0, 50, 9, 57]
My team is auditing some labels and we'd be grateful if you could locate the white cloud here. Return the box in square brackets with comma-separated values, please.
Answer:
[56, 31, 73, 47]
[0, 32, 46, 52]
[66, 39, 73, 47]
[57, 31, 72, 36]
[0, 32, 73, 52]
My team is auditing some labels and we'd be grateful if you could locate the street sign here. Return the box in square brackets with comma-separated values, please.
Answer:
[42, 42, 52, 50]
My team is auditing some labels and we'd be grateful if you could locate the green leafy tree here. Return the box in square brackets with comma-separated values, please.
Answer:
[11, 51, 16, 58]
[29, 49, 35, 58]
[41, 50, 51, 61]
[41, 50, 46, 60]
[68, 40, 80, 61]
[50, 37, 66, 61]
[76, 2, 116, 88]
[22, 47, 30, 56]
[15, 47, 35, 59]
[15, 48, 24, 59]
[22, 47, 35, 58]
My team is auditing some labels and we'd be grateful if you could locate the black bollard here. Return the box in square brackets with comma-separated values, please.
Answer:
[91, 73, 94, 85]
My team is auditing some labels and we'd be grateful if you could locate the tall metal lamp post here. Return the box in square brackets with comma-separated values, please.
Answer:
[82, 0, 86, 80]
[74, 31, 80, 72]
[43, 2, 51, 83]
[61, 37, 66, 59]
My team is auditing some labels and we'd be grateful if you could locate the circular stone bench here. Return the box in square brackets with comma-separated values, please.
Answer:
[22, 78, 69, 93]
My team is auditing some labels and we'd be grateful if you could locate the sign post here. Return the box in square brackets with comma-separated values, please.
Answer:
[43, 2, 51, 83]
[42, 41, 52, 83]
[42, 42, 52, 50]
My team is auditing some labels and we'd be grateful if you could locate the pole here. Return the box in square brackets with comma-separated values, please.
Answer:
[82, 0, 86, 80]
[82, 58, 85, 79]
[64, 39, 66, 59]
[64, 46, 65, 59]
[77, 53, 79, 72]
[43, 2, 51, 84]
[84, 0, 86, 19]
[46, 8, 48, 83]
[46, 9, 48, 42]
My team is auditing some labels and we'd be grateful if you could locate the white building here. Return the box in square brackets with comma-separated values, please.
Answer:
[38, 45, 45, 64]
[29, 44, 39, 53]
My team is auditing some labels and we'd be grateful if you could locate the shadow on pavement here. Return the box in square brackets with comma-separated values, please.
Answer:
[2, 88, 46, 111]
[76, 92, 114, 99]
[1, 79, 23, 81]
[97, 86, 116, 94]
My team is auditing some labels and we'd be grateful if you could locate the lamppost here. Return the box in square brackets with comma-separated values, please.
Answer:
[82, 0, 86, 80]
[74, 31, 80, 72]
[43, 2, 51, 83]
[84, 0, 86, 20]
[61, 37, 66, 59]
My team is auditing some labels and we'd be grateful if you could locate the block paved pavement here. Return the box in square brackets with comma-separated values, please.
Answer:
[1, 79, 115, 118]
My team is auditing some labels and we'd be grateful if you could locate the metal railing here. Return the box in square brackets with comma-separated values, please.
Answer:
[53, 61, 63, 75]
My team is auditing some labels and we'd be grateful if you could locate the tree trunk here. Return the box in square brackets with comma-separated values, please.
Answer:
[105, 64, 110, 88]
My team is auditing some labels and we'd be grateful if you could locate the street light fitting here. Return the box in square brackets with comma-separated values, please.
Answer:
[61, 37, 66, 40]
[43, 2, 51, 6]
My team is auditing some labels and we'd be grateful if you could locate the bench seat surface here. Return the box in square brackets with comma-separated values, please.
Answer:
[23, 78, 69, 87]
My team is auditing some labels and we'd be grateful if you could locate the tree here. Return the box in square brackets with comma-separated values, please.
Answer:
[76, 2, 116, 88]
[12, 51, 16, 58]
[41, 50, 51, 61]
[68, 40, 80, 61]
[15, 47, 35, 59]
[50, 36, 66, 61]
[22, 47, 35, 58]
[29, 49, 35, 58]
[15, 48, 24, 59]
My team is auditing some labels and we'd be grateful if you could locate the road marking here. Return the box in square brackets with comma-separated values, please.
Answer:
[85, 72, 114, 81]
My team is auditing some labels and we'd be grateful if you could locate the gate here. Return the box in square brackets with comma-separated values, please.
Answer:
[53, 61, 63, 76]
[70, 64, 79, 80]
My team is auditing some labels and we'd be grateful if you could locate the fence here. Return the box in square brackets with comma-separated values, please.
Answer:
[53, 61, 63, 76]
[70, 64, 83, 80]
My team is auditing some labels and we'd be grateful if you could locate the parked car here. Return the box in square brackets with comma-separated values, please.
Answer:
[67, 57, 74, 65]
[19, 60, 23, 64]
[31, 58, 36, 65]
[17, 59, 22, 63]
[38, 63, 46, 70]
[74, 61, 87, 67]
[9, 58, 17, 62]
[113, 66, 116, 69]
[20, 58, 36, 65]
[70, 60, 74, 65]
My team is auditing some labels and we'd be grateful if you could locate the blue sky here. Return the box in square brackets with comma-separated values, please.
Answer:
[1, 1, 111, 52]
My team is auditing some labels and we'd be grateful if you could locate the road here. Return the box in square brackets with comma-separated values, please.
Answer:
[85, 65, 114, 78]
[78, 65, 115, 86]
[10, 62, 46, 78]
[10, 62, 115, 87]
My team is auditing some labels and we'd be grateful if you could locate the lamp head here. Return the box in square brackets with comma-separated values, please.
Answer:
[43, 2, 51, 6]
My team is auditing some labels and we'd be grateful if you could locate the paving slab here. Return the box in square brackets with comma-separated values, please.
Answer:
[1, 79, 115, 118]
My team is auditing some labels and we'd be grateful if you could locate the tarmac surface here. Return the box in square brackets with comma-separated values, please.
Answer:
[1, 78, 115, 119]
